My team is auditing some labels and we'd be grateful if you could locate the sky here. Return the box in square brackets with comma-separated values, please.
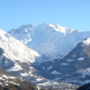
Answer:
[0, 0, 90, 31]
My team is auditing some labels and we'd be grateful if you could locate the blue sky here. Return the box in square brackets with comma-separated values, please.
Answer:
[0, 0, 90, 31]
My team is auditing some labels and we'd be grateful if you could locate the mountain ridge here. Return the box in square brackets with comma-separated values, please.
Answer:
[9, 23, 90, 61]
[0, 29, 46, 85]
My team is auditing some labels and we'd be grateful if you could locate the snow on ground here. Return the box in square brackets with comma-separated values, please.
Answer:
[37, 80, 78, 90]
[47, 66, 53, 70]
[0, 73, 19, 87]
[21, 72, 29, 77]
[0, 29, 41, 63]
[83, 38, 90, 46]
[6, 63, 22, 71]
[51, 70, 60, 74]
[78, 57, 84, 61]
[36, 78, 44, 82]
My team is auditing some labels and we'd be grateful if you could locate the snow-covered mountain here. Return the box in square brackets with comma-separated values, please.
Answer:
[35, 38, 90, 85]
[0, 28, 79, 89]
[9, 23, 90, 61]
[0, 29, 40, 63]
[8, 23, 90, 85]
[9, 24, 36, 44]
[0, 29, 47, 84]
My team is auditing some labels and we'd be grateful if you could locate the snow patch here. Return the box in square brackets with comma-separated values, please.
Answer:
[0, 29, 41, 63]
[51, 70, 60, 74]
[6, 63, 22, 71]
[83, 38, 90, 46]
[47, 66, 52, 70]
[78, 57, 84, 61]
[21, 72, 29, 77]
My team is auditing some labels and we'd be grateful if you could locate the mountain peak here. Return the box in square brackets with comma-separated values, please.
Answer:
[18, 24, 35, 31]
[37, 23, 75, 34]
[10, 24, 36, 33]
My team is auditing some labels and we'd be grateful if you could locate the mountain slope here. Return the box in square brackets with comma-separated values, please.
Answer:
[0, 68, 37, 90]
[9, 23, 90, 61]
[0, 51, 78, 90]
[35, 38, 90, 85]
[9, 24, 35, 44]
[0, 29, 40, 63]
[0, 29, 46, 84]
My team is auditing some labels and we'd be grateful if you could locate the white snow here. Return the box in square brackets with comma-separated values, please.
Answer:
[0, 29, 41, 63]
[0, 29, 47, 85]
[0, 29, 45, 81]
[78, 57, 84, 61]
[2, 75, 8, 79]
[47, 66, 52, 70]
[37, 80, 59, 86]
[83, 38, 90, 46]
[6, 63, 22, 71]
[21, 72, 29, 77]
[51, 70, 60, 74]
[49, 23, 68, 34]
[0, 77, 3, 80]
[36, 78, 43, 81]
[8, 76, 16, 79]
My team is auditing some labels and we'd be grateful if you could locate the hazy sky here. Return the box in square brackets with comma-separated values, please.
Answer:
[0, 0, 90, 31]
